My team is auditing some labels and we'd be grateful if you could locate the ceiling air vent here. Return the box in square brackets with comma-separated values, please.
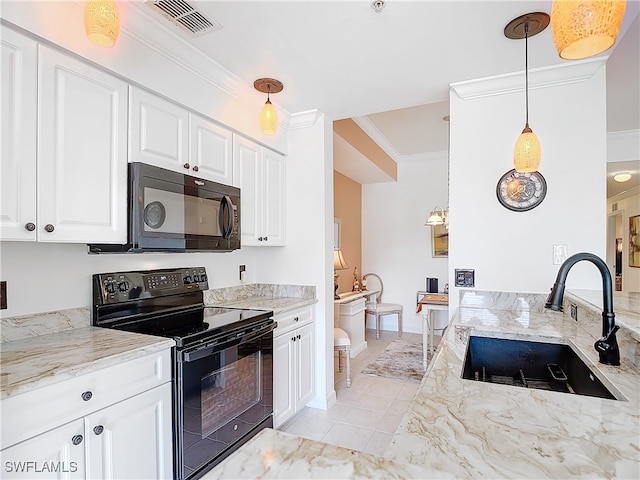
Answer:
[147, 0, 222, 35]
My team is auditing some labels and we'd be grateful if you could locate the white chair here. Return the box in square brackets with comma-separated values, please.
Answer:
[333, 328, 351, 387]
[362, 273, 403, 340]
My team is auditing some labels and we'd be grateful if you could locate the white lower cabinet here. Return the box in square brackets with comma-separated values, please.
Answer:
[272, 307, 314, 428]
[86, 383, 172, 480]
[0, 349, 173, 479]
[0, 418, 86, 479]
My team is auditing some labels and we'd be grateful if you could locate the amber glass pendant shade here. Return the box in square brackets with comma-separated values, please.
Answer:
[260, 99, 278, 136]
[84, 0, 120, 47]
[514, 125, 542, 172]
[551, 0, 627, 59]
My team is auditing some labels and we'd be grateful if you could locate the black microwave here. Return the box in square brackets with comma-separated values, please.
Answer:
[89, 163, 240, 253]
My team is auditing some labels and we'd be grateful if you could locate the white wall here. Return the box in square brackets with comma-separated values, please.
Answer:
[259, 113, 336, 409]
[362, 154, 449, 334]
[448, 59, 608, 314]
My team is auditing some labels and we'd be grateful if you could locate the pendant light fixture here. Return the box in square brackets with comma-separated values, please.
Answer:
[505, 12, 549, 173]
[254, 78, 284, 136]
[84, 0, 120, 48]
[551, 0, 627, 60]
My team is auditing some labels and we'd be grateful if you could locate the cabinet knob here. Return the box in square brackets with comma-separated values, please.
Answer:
[81, 391, 93, 401]
[183, 163, 190, 169]
[291, 337, 296, 342]
[25, 222, 36, 231]
[192, 165, 199, 172]
[297, 334, 301, 340]
[258, 237, 263, 241]
[263, 236, 268, 241]
[44, 224, 55, 233]
[294, 317, 299, 322]
[93, 425, 104, 435]
[71, 435, 83, 446]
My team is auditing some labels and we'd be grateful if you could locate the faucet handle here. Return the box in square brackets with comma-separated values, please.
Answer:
[594, 325, 620, 366]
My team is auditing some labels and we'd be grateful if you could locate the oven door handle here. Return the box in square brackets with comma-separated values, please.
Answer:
[181, 321, 275, 363]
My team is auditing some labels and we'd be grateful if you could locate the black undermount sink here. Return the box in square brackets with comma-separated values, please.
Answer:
[461, 336, 622, 400]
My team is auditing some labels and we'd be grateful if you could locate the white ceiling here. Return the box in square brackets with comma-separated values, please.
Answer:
[131, 0, 639, 190]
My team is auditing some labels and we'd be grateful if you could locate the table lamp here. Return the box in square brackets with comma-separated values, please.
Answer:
[333, 249, 349, 299]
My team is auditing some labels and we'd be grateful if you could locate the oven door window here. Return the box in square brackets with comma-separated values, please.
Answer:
[143, 186, 222, 237]
[180, 335, 273, 478]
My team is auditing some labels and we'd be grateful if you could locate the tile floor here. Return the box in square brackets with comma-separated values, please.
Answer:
[279, 328, 439, 456]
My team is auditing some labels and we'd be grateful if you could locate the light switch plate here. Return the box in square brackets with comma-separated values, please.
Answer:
[455, 269, 475, 288]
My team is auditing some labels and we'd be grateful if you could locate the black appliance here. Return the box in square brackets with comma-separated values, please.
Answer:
[92, 267, 274, 480]
[426, 277, 438, 293]
[89, 163, 240, 253]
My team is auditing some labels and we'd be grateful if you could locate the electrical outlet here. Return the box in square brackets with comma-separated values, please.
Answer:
[553, 244, 568, 265]
[454, 269, 475, 288]
[570, 303, 578, 321]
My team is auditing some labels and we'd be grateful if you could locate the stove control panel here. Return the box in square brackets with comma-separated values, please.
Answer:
[93, 267, 209, 304]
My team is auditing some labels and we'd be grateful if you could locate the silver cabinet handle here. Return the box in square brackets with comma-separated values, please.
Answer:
[72, 434, 83, 445]
[183, 163, 190, 169]
[25, 222, 36, 231]
[44, 224, 54, 233]
[192, 165, 199, 172]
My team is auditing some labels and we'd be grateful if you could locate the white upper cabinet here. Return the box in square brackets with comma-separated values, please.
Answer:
[189, 113, 233, 184]
[129, 86, 189, 172]
[1, 27, 38, 241]
[1, 27, 127, 244]
[233, 136, 286, 246]
[37, 46, 128, 244]
[129, 87, 233, 184]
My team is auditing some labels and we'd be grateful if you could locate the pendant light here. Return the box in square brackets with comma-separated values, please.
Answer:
[84, 0, 120, 48]
[505, 13, 549, 173]
[254, 78, 284, 136]
[551, 0, 627, 60]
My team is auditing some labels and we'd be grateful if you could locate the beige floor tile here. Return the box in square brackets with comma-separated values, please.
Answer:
[338, 406, 383, 429]
[362, 431, 394, 456]
[322, 423, 374, 451]
[385, 399, 413, 417]
[397, 383, 420, 401]
[365, 377, 405, 398]
[281, 415, 335, 441]
[334, 387, 362, 405]
[298, 404, 349, 422]
[356, 393, 394, 412]
[376, 414, 405, 434]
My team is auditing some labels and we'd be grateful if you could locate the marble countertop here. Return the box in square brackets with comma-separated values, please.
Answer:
[207, 297, 317, 315]
[334, 290, 377, 304]
[568, 289, 640, 333]
[206, 290, 640, 479]
[0, 327, 174, 400]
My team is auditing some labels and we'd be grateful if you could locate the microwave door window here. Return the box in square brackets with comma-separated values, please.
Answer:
[185, 196, 222, 237]
[143, 187, 185, 234]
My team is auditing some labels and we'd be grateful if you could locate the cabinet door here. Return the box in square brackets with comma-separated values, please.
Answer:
[86, 383, 173, 480]
[0, 418, 85, 479]
[272, 333, 296, 429]
[0, 27, 37, 241]
[261, 148, 286, 246]
[129, 86, 189, 174]
[296, 323, 315, 409]
[232, 135, 261, 246]
[189, 113, 233, 183]
[37, 46, 128, 243]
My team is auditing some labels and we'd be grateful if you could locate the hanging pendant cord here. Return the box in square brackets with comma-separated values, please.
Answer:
[525, 22, 529, 127]
[267, 84, 271, 102]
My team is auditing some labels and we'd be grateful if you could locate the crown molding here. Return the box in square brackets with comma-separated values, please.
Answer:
[450, 57, 607, 100]
[400, 150, 448, 164]
[352, 116, 402, 162]
[607, 129, 640, 163]
[288, 110, 322, 130]
[125, 2, 292, 126]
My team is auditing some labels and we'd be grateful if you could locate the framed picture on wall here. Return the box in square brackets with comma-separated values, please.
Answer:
[432, 224, 448, 258]
[630, 215, 640, 268]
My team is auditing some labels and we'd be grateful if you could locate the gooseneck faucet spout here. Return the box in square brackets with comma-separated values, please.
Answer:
[544, 252, 620, 366]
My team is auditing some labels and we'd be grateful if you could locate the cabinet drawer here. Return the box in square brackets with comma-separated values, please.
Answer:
[274, 306, 313, 337]
[340, 298, 366, 315]
[1, 349, 171, 449]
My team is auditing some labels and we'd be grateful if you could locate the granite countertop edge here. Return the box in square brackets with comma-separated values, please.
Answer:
[207, 297, 317, 315]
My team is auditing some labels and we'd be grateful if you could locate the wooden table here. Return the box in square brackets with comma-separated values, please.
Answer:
[416, 292, 448, 370]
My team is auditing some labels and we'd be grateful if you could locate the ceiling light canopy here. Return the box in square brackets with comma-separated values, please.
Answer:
[505, 12, 549, 173]
[613, 172, 632, 182]
[551, 0, 627, 60]
[254, 78, 283, 136]
[84, 0, 120, 48]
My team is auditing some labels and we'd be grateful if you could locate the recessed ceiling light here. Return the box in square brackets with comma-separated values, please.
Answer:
[613, 172, 632, 183]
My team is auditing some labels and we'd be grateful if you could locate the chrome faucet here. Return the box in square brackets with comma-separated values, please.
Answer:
[545, 252, 620, 366]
